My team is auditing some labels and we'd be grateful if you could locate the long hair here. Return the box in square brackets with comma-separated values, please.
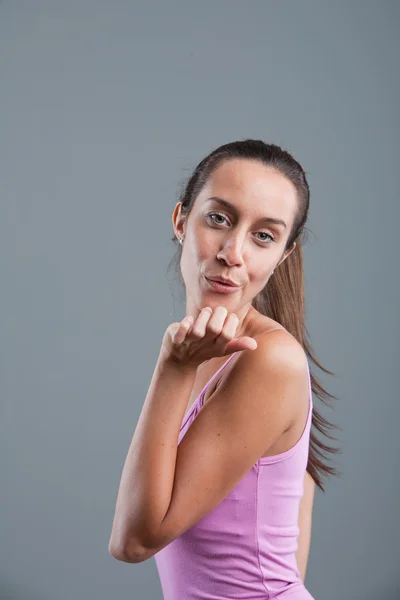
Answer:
[169, 139, 341, 493]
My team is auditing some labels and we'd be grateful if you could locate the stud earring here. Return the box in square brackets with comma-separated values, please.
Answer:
[179, 236, 184, 245]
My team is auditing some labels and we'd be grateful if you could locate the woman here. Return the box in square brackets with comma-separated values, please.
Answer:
[108, 140, 340, 599]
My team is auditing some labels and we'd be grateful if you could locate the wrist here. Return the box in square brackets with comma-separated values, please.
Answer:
[157, 351, 199, 376]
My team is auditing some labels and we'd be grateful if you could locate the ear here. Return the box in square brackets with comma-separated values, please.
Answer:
[277, 242, 297, 267]
[171, 202, 186, 240]
[287, 241, 296, 257]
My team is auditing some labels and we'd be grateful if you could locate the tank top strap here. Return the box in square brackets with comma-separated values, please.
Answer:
[199, 351, 237, 400]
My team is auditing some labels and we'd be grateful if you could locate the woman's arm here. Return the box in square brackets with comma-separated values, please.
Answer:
[108, 307, 257, 563]
[108, 329, 304, 563]
[295, 470, 315, 582]
[108, 356, 198, 562]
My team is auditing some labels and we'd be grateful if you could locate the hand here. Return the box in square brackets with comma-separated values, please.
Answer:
[160, 306, 258, 369]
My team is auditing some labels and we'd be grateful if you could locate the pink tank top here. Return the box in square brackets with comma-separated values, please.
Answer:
[154, 340, 315, 600]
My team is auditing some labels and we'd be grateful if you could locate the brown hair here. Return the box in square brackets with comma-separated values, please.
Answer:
[169, 139, 341, 493]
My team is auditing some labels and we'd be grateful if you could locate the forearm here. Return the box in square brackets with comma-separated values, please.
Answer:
[295, 519, 311, 582]
[108, 353, 197, 559]
[296, 555, 308, 584]
[295, 470, 314, 582]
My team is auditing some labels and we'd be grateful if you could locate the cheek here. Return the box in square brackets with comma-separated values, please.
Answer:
[180, 238, 203, 280]
[247, 260, 270, 285]
[192, 228, 214, 261]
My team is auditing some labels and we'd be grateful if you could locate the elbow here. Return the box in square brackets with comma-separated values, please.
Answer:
[108, 537, 146, 564]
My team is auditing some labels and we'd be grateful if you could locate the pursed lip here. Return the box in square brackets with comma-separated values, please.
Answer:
[205, 275, 240, 287]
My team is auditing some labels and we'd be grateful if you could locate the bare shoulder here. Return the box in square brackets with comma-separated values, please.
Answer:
[244, 311, 306, 367]
[224, 326, 308, 423]
[235, 322, 309, 433]
[251, 320, 308, 372]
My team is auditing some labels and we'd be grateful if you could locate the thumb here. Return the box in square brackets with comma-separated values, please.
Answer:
[226, 336, 258, 354]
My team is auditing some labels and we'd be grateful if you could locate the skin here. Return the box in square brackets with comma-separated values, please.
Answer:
[109, 158, 315, 582]
[172, 158, 298, 337]
[171, 158, 314, 580]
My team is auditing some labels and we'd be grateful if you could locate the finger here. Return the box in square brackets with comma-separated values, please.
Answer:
[213, 312, 239, 346]
[171, 316, 194, 345]
[187, 307, 213, 340]
[238, 336, 258, 350]
[205, 306, 229, 339]
[225, 336, 258, 353]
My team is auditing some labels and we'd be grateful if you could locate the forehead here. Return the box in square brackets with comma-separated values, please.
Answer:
[198, 158, 298, 224]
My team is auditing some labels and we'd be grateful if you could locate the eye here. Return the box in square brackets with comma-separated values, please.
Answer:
[256, 231, 275, 244]
[208, 212, 228, 225]
[207, 213, 275, 245]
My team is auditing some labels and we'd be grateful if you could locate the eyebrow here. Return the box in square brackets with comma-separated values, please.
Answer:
[207, 196, 287, 229]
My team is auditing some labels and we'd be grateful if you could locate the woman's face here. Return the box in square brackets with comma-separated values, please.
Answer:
[172, 158, 298, 322]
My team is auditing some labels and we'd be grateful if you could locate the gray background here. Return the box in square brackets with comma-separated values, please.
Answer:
[1, 1, 399, 599]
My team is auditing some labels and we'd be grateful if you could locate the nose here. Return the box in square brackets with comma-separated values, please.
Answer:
[216, 236, 245, 267]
